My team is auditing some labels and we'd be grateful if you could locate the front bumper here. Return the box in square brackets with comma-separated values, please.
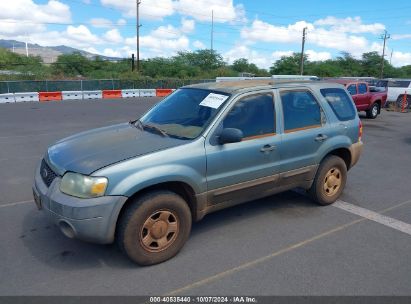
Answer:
[33, 163, 128, 244]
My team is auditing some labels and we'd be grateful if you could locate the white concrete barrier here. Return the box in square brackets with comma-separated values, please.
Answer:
[62, 91, 83, 100]
[83, 90, 102, 100]
[14, 92, 39, 102]
[139, 89, 156, 97]
[121, 89, 140, 98]
[0, 93, 15, 103]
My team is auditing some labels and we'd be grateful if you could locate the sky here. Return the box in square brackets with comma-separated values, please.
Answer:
[0, 0, 411, 68]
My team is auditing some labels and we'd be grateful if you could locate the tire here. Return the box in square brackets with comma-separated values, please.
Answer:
[366, 103, 379, 119]
[396, 95, 410, 109]
[309, 155, 347, 206]
[117, 190, 192, 265]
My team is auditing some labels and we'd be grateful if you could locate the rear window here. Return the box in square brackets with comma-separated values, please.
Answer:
[387, 80, 411, 88]
[358, 83, 367, 94]
[320, 88, 356, 121]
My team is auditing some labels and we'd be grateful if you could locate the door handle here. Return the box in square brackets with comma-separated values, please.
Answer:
[315, 134, 328, 142]
[260, 144, 276, 153]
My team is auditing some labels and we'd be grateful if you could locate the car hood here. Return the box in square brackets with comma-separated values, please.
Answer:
[46, 123, 186, 175]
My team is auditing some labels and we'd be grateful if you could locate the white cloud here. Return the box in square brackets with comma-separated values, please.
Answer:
[100, 0, 245, 23]
[391, 51, 411, 67]
[305, 50, 332, 61]
[117, 18, 127, 26]
[193, 40, 206, 49]
[104, 29, 123, 44]
[181, 18, 195, 34]
[392, 34, 411, 40]
[241, 18, 385, 57]
[224, 45, 273, 69]
[0, 0, 71, 37]
[314, 17, 385, 34]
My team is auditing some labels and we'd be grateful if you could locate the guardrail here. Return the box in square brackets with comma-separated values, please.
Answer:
[0, 89, 175, 104]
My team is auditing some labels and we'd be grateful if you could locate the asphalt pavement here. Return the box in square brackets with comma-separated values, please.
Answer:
[0, 98, 410, 296]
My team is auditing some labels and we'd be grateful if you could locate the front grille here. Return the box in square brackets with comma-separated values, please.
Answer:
[40, 159, 58, 187]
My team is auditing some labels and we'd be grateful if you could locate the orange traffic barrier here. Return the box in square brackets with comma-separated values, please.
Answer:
[102, 90, 122, 99]
[401, 91, 407, 113]
[39, 91, 62, 102]
[156, 89, 173, 97]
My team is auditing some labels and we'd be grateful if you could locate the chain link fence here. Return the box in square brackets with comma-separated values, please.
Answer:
[0, 79, 215, 94]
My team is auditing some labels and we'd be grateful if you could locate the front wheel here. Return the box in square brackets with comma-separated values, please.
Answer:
[309, 156, 347, 206]
[117, 191, 192, 265]
[366, 103, 379, 119]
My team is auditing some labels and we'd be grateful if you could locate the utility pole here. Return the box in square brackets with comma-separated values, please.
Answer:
[390, 49, 393, 65]
[300, 27, 307, 75]
[211, 10, 214, 52]
[136, 0, 141, 72]
[131, 53, 135, 72]
[380, 30, 390, 79]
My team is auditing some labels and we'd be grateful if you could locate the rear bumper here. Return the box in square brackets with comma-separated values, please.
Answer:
[33, 162, 128, 244]
[349, 141, 363, 169]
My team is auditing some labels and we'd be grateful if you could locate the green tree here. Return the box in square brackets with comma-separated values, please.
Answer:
[270, 53, 306, 75]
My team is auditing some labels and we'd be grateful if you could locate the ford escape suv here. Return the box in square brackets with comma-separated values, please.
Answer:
[33, 80, 363, 265]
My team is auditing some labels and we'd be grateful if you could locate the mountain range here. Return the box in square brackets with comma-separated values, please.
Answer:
[0, 39, 121, 63]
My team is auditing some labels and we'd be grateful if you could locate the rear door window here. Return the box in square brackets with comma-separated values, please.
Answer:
[320, 88, 356, 121]
[358, 83, 367, 94]
[223, 93, 276, 140]
[347, 84, 357, 95]
[280, 90, 322, 133]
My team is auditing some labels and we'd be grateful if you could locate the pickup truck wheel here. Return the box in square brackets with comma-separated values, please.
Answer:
[117, 191, 192, 266]
[366, 103, 379, 119]
[309, 155, 347, 206]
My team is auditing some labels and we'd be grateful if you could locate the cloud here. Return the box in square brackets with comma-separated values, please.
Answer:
[391, 51, 411, 67]
[103, 29, 123, 44]
[0, 0, 71, 37]
[100, 0, 245, 23]
[240, 18, 385, 57]
[392, 34, 411, 40]
[314, 16, 385, 34]
[193, 40, 206, 49]
[181, 18, 195, 34]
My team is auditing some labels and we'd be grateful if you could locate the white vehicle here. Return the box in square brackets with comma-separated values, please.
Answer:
[216, 75, 319, 83]
[377, 79, 411, 105]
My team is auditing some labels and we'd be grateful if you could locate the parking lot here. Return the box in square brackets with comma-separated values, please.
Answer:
[0, 98, 410, 296]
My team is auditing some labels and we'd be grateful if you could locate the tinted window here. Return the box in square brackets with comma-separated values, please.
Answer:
[223, 93, 275, 139]
[387, 80, 411, 88]
[347, 84, 357, 95]
[281, 91, 322, 133]
[358, 83, 367, 94]
[321, 88, 356, 121]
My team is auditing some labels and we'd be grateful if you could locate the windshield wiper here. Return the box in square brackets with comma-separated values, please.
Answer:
[143, 123, 169, 137]
[130, 119, 170, 137]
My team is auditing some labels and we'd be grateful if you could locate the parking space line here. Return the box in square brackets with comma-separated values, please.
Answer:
[165, 198, 411, 296]
[0, 200, 33, 208]
[334, 200, 411, 236]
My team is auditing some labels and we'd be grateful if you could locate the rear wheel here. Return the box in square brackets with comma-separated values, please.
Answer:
[117, 191, 192, 265]
[309, 155, 347, 206]
[366, 103, 379, 119]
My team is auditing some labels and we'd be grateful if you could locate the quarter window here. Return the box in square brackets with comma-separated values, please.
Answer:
[358, 83, 367, 94]
[281, 90, 322, 133]
[222, 93, 275, 139]
[320, 88, 356, 121]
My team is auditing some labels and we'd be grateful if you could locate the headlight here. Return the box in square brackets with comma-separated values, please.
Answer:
[60, 172, 108, 198]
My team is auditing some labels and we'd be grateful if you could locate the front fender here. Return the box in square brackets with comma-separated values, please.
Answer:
[108, 164, 206, 197]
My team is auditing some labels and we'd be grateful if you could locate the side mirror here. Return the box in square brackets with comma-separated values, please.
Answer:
[219, 128, 243, 145]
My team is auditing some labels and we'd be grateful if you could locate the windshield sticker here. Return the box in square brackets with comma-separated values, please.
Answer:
[199, 93, 229, 109]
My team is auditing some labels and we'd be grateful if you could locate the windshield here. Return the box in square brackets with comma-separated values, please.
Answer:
[139, 88, 231, 140]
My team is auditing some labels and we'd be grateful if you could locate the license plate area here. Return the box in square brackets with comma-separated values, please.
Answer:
[33, 189, 42, 210]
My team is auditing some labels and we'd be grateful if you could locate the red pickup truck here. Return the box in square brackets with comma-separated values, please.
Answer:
[327, 80, 387, 119]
